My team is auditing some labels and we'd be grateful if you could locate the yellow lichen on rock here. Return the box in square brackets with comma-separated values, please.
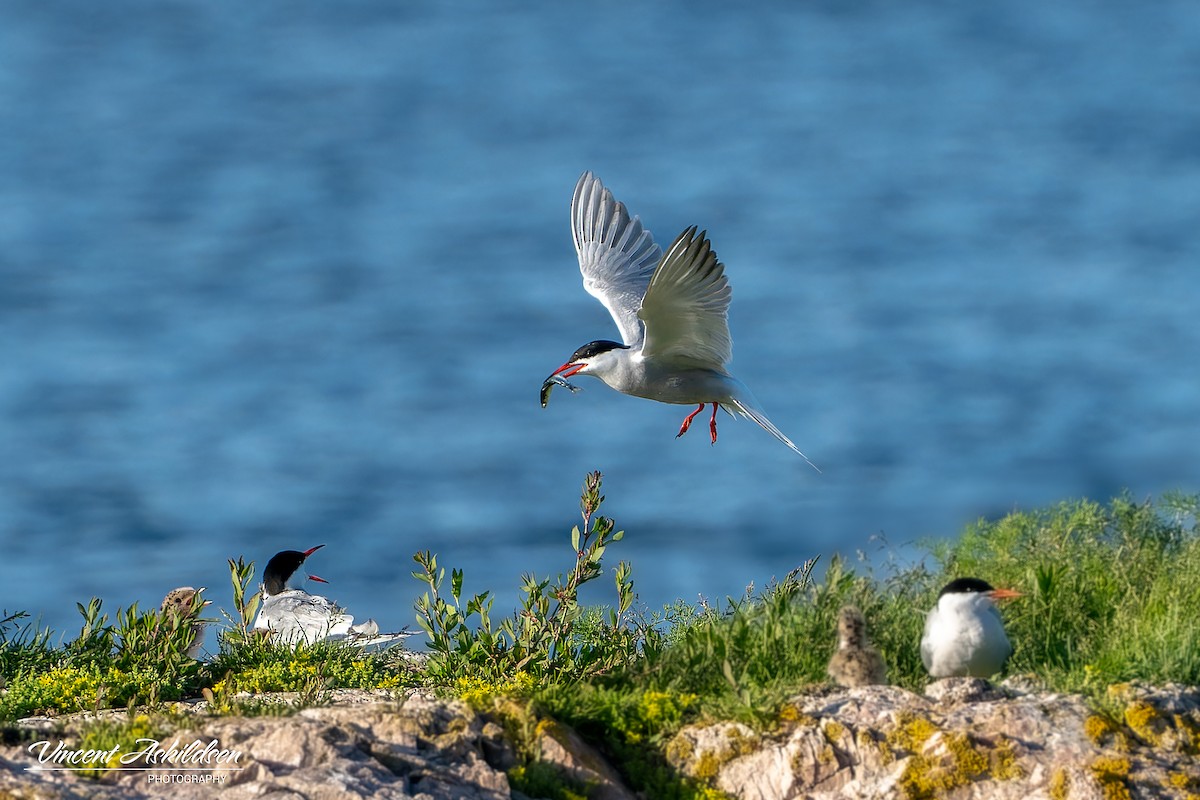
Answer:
[1090, 755, 1132, 800]
[1049, 767, 1071, 800]
[1085, 714, 1129, 750]
[1124, 700, 1165, 747]
[895, 730, 994, 800]
[822, 720, 846, 744]
[665, 733, 695, 765]
[1172, 713, 1200, 755]
[776, 703, 817, 729]
[886, 712, 941, 754]
[989, 735, 1025, 781]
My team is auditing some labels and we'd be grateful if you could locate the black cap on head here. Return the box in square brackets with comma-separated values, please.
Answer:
[569, 340, 629, 362]
[263, 545, 324, 595]
[938, 577, 995, 597]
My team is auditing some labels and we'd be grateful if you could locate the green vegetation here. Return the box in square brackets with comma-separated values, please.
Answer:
[402, 480, 1200, 797]
[1, 474, 1198, 797]
[413, 472, 642, 685]
[0, 556, 419, 722]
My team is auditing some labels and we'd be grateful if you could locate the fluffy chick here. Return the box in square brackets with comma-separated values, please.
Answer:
[827, 605, 888, 687]
[160, 586, 210, 659]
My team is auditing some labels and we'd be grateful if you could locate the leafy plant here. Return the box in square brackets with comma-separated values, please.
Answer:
[1, 609, 56, 680]
[218, 556, 262, 649]
[413, 471, 643, 684]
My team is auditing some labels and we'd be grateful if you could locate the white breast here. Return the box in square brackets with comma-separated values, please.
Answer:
[920, 593, 1012, 678]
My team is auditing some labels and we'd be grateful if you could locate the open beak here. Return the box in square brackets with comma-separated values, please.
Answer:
[553, 362, 586, 379]
[303, 544, 326, 557]
[988, 588, 1023, 601]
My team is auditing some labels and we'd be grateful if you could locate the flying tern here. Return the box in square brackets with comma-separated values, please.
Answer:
[544, 172, 818, 469]
[920, 577, 1022, 679]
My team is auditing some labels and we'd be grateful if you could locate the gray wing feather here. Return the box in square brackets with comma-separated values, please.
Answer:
[638, 226, 733, 368]
[572, 172, 662, 347]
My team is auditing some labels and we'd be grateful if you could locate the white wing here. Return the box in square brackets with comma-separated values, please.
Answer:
[255, 591, 353, 645]
[572, 172, 662, 347]
[638, 226, 732, 368]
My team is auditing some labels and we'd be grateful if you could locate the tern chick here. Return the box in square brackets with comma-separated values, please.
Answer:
[159, 586, 211, 659]
[827, 605, 888, 687]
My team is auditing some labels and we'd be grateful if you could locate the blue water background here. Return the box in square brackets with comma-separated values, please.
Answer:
[2, 2, 1198, 650]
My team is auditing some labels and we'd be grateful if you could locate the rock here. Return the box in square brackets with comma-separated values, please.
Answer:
[4, 683, 1198, 799]
[1, 690, 515, 800]
[532, 719, 637, 800]
[668, 681, 1200, 800]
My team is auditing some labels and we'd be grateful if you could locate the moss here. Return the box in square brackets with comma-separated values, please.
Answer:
[897, 750, 962, 800]
[776, 703, 816, 729]
[1089, 755, 1132, 800]
[1123, 700, 1165, 747]
[665, 733, 696, 765]
[693, 750, 722, 781]
[822, 720, 847, 744]
[211, 644, 407, 699]
[684, 725, 755, 783]
[989, 735, 1024, 781]
[1049, 767, 1070, 800]
[723, 724, 758, 757]
[1084, 714, 1129, 750]
[1173, 713, 1200, 755]
[895, 730, 993, 800]
[946, 733, 989, 777]
[816, 722, 847, 767]
[887, 719, 1025, 800]
[1167, 770, 1199, 790]
[886, 712, 941, 754]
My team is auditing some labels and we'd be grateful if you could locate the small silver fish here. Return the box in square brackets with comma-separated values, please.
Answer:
[540, 373, 582, 408]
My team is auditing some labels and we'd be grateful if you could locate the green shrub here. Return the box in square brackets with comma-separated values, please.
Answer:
[413, 471, 644, 685]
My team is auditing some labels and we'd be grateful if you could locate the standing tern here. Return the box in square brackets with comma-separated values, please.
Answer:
[920, 577, 1022, 679]
[544, 172, 818, 469]
[253, 545, 411, 649]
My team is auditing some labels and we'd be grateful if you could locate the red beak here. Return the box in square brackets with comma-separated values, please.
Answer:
[308, 573, 329, 585]
[303, 544, 326, 557]
[987, 588, 1023, 601]
[553, 362, 586, 378]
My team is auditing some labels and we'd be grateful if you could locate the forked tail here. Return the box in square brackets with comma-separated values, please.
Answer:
[726, 397, 821, 472]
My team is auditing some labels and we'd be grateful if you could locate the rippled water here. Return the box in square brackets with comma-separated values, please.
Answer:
[2, 1, 1198, 647]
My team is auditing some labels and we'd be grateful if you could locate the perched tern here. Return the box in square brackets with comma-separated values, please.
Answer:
[253, 545, 411, 650]
[827, 605, 888, 687]
[920, 577, 1022, 679]
[544, 172, 818, 469]
[159, 586, 210, 659]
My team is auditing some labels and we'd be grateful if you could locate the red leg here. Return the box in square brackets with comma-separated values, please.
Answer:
[676, 403, 706, 438]
[708, 402, 719, 444]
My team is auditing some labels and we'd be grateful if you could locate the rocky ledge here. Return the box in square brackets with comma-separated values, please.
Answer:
[2, 681, 1198, 799]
